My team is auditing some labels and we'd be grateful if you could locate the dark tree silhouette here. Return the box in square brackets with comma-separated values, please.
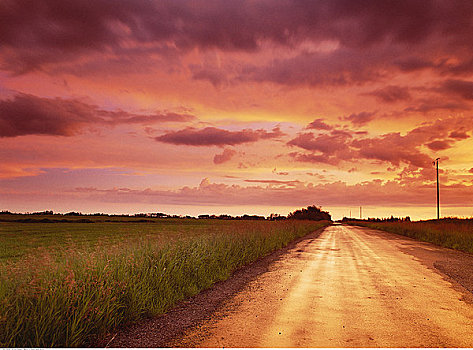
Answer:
[288, 205, 331, 221]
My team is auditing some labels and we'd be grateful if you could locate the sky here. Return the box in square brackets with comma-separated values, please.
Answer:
[1, 0, 473, 220]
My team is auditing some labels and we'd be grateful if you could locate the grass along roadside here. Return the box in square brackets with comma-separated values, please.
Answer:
[0, 220, 329, 347]
[347, 219, 473, 254]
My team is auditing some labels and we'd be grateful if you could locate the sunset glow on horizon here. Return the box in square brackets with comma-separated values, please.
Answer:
[1, 1, 473, 220]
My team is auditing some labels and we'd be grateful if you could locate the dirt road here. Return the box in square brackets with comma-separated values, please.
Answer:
[173, 224, 473, 347]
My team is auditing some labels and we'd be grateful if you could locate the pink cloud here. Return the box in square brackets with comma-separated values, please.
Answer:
[289, 116, 473, 168]
[213, 148, 237, 164]
[272, 168, 289, 176]
[288, 131, 352, 154]
[342, 111, 377, 126]
[67, 177, 473, 207]
[156, 126, 284, 146]
[306, 118, 333, 130]
[244, 179, 301, 186]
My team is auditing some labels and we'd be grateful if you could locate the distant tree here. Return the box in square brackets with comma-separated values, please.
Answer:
[287, 205, 331, 221]
[269, 213, 286, 221]
[151, 212, 168, 218]
[239, 214, 265, 220]
[32, 210, 53, 215]
[218, 214, 232, 220]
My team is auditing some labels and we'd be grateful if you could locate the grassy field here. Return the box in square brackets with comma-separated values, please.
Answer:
[0, 214, 228, 262]
[348, 218, 473, 253]
[0, 215, 330, 347]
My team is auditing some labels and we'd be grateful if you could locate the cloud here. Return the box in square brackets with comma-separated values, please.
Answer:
[0, 93, 95, 137]
[352, 117, 472, 167]
[287, 129, 355, 165]
[289, 152, 337, 165]
[394, 57, 436, 72]
[272, 168, 289, 176]
[342, 111, 376, 126]
[0, 93, 196, 137]
[351, 133, 432, 168]
[244, 179, 301, 186]
[306, 118, 333, 130]
[435, 79, 473, 100]
[3, 0, 473, 82]
[449, 131, 469, 140]
[365, 85, 411, 103]
[403, 100, 469, 113]
[288, 130, 352, 154]
[240, 47, 390, 87]
[156, 126, 285, 146]
[189, 64, 229, 88]
[69, 177, 473, 207]
[213, 148, 237, 164]
[425, 140, 452, 151]
[288, 116, 473, 168]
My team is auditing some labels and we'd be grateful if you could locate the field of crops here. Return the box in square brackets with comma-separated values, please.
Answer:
[0, 215, 329, 347]
[348, 218, 473, 253]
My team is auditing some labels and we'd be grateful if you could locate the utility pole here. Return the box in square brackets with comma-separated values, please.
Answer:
[435, 158, 440, 220]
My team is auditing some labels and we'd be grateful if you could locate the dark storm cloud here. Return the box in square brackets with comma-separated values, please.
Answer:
[2, 0, 473, 76]
[0, 93, 196, 137]
[239, 48, 388, 87]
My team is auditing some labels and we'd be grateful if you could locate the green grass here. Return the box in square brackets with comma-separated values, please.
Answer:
[0, 217, 330, 347]
[0, 217, 220, 262]
[348, 218, 473, 253]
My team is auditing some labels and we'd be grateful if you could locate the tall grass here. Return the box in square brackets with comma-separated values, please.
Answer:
[0, 220, 329, 347]
[349, 218, 473, 253]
